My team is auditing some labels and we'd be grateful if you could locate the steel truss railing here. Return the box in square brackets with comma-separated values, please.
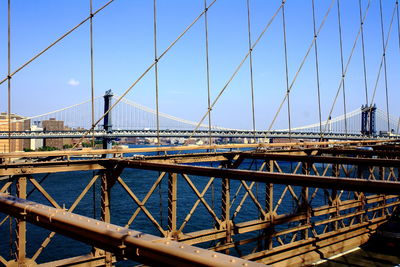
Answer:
[0, 143, 399, 266]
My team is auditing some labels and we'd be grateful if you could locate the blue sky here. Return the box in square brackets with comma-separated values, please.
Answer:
[0, 0, 399, 130]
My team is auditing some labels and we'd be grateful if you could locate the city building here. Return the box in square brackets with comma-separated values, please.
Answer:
[0, 113, 30, 152]
[30, 124, 43, 150]
[42, 118, 64, 149]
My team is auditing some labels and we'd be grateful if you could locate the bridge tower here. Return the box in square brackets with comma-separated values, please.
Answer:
[103, 90, 113, 152]
[361, 104, 376, 136]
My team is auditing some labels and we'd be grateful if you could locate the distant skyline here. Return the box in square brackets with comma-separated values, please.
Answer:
[0, 0, 399, 130]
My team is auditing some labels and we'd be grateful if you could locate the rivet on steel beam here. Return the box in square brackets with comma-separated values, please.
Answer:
[194, 250, 200, 253]
[242, 263, 248, 266]
[179, 245, 184, 249]
[212, 254, 217, 258]
[165, 241, 170, 245]
[128, 231, 132, 235]
[230, 259, 236, 263]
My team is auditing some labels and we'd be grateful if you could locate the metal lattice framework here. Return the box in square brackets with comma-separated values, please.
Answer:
[0, 140, 399, 265]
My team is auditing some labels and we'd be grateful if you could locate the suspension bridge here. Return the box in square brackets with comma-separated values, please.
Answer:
[0, 0, 400, 267]
[0, 92, 399, 140]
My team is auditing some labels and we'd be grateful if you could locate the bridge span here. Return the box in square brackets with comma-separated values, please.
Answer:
[0, 129, 394, 140]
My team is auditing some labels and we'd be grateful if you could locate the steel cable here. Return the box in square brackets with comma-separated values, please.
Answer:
[396, 1, 400, 134]
[267, 0, 335, 133]
[359, 0, 369, 107]
[0, 0, 114, 87]
[204, 0, 212, 146]
[379, 0, 391, 133]
[183, 2, 285, 145]
[246, 0, 257, 142]
[311, 0, 323, 138]
[154, 0, 160, 146]
[7, 0, 11, 153]
[322, 0, 372, 135]
[368, 2, 396, 119]
[72, 0, 218, 148]
[90, 0, 95, 147]
[281, 1, 291, 141]
[336, 0, 348, 138]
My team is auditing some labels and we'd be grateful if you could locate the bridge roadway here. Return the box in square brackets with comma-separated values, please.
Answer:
[0, 129, 392, 140]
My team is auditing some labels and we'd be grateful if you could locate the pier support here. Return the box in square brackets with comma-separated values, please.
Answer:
[103, 90, 113, 157]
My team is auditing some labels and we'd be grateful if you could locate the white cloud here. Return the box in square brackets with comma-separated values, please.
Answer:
[68, 78, 80, 87]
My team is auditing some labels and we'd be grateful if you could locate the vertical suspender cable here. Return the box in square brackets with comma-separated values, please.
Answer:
[311, 0, 323, 138]
[89, 0, 97, 219]
[336, 0, 348, 138]
[359, 0, 369, 107]
[246, 0, 257, 142]
[281, 0, 291, 140]
[204, 0, 212, 146]
[7, 0, 11, 153]
[379, 0, 391, 133]
[204, 0, 214, 216]
[154, 0, 160, 146]
[90, 0, 95, 147]
[396, 0, 400, 134]
[154, 0, 162, 227]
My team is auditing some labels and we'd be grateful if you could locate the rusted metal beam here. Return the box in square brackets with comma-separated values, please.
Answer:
[0, 139, 396, 160]
[312, 148, 400, 157]
[0, 159, 105, 176]
[0, 194, 264, 267]
[240, 152, 400, 167]
[145, 152, 234, 163]
[111, 160, 400, 195]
